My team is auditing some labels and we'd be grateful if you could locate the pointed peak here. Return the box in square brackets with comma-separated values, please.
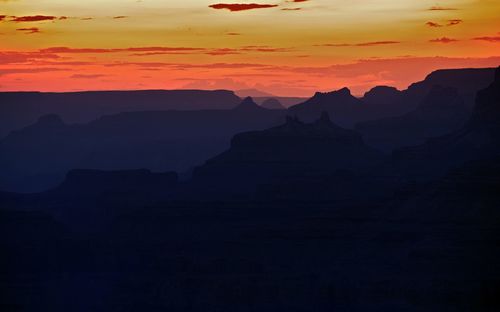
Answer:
[233, 96, 263, 111]
[336, 87, 352, 96]
[241, 96, 257, 106]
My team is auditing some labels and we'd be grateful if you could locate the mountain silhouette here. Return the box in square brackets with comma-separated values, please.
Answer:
[0, 104, 285, 192]
[363, 85, 402, 104]
[287, 67, 495, 128]
[288, 87, 364, 127]
[0, 89, 241, 138]
[254, 96, 306, 108]
[260, 98, 285, 109]
[404, 67, 496, 109]
[1, 68, 500, 312]
[357, 86, 471, 151]
[189, 112, 383, 198]
[235, 88, 276, 97]
[393, 66, 500, 179]
[232, 96, 268, 112]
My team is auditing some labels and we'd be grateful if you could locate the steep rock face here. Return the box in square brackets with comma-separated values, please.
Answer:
[404, 67, 496, 108]
[392, 67, 500, 179]
[357, 86, 471, 151]
[191, 112, 383, 197]
[288, 88, 364, 127]
[471, 65, 500, 129]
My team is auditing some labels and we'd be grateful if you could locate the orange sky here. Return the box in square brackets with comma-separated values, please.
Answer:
[1, 0, 499, 96]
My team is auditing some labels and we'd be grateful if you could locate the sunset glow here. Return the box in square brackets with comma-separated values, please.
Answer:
[1, 0, 499, 96]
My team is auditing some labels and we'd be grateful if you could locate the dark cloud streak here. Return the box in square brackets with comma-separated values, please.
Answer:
[209, 3, 279, 11]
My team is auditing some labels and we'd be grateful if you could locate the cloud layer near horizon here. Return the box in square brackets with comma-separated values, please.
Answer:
[0, 0, 499, 96]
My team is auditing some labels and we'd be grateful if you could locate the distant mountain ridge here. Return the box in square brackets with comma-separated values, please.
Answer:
[357, 85, 471, 151]
[0, 89, 241, 138]
[392, 66, 500, 179]
[287, 67, 496, 128]
[0, 97, 285, 192]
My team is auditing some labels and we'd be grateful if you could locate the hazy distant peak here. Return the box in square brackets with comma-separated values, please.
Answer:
[233, 96, 266, 111]
[261, 98, 285, 109]
[235, 89, 276, 98]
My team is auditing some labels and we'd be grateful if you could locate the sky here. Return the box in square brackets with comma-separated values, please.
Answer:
[0, 0, 499, 96]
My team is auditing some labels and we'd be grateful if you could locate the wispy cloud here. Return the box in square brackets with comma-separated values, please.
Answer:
[473, 36, 500, 42]
[429, 37, 459, 43]
[16, 27, 41, 34]
[209, 3, 279, 12]
[316, 41, 400, 47]
[428, 6, 457, 11]
[11, 15, 57, 22]
[447, 19, 462, 26]
[70, 74, 108, 79]
[426, 21, 443, 27]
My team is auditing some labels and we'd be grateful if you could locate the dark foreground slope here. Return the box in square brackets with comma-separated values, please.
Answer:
[1, 68, 500, 312]
[0, 89, 241, 138]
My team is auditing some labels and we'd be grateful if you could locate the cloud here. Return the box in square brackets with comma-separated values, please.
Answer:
[356, 41, 400, 47]
[226, 32, 241, 35]
[316, 41, 400, 47]
[0, 67, 69, 77]
[473, 36, 500, 42]
[70, 74, 108, 79]
[447, 19, 462, 26]
[16, 27, 41, 34]
[426, 21, 443, 27]
[428, 6, 457, 11]
[103, 61, 271, 70]
[426, 19, 462, 27]
[37, 45, 292, 57]
[113, 16, 128, 19]
[209, 3, 279, 11]
[11, 15, 57, 22]
[429, 37, 459, 43]
[0, 15, 7, 21]
[181, 77, 251, 90]
[0, 51, 60, 64]
[282, 8, 302, 11]
[40, 46, 206, 54]
[239, 45, 292, 52]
